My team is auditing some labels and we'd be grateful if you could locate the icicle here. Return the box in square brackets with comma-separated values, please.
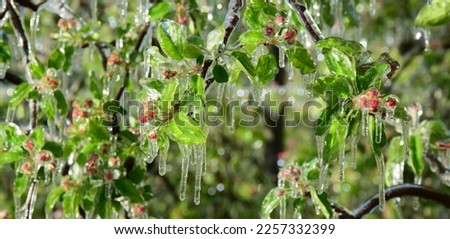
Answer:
[91, 0, 98, 24]
[278, 47, 285, 68]
[375, 113, 383, 143]
[193, 144, 204, 205]
[318, 163, 328, 194]
[369, 0, 376, 16]
[423, 28, 430, 52]
[413, 176, 422, 210]
[14, 194, 22, 219]
[116, 0, 128, 27]
[279, 194, 286, 219]
[251, 83, 262, 103]
[361, 108, 369, 136]
[0, 61, 9, 79]
[402, 121, 410, 159]
[217, 83, 226, 102]
[287, 62, 294, 81]
[158, 140, 169, 176]
[201, 143, 207, 176]
[47, 117, 56, 141]
[316, 135, 324, 166]
[351, 134, 360, 169]
[143, 48, 151, 77]
[5, 107, 16, 123]
[135, 0, 150, 25]
[226, 83, 236, 100]
[146, 138, 158, 163]
[21, 180, 39, 219]
[30, 6, 41, 53]
[338, 143, 346, 182]
[179, 144, 191, 201]
[374, 154, 386, 211]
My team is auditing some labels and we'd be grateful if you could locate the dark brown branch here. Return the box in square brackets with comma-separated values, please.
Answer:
[0, 9, 7, 20]
[1, 71, 25, 85]
[204, 0, 244, 91]
[13, 0, 47, 12]
[286, 0, 323, 42]
[6, 0, 31, 61]
[351, 184, 450, 219]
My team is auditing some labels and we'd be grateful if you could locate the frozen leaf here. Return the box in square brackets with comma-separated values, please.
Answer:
[415, 0, 450, 27]
[239, 31, 266, 54]
[45, 186, 64, 216]
[48, 48, 66, 70]
[149, 2, 172, 21]
[408, 134, 424, 176]
[357, 63, 389, 92]
[311, 75, 353, 98]
[213, 64, 229, 83]
[42, 142, 63, 158]
[157, 20, 185, 61]
[261, 188, 281, 218]
[256, 53, 277, 84]
[324, 48, 356, 80]
[231, 51, 256, 77]
[30, 126, 45, 150]
[114, 178, 145, 203]
[323, 118, 348, 163]
[53, 90, 67, 115]
[160, 81, 179, 111]
[286, 45, 316, 74]
[167, 113, 207, 145]
[8, 83, 33, 108]
[317, 37, 364, 57]
[207, 27, 225, 53]
[310, 188, 333, 219]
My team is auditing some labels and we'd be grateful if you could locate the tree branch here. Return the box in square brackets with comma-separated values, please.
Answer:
[1, 71, 25, 85]
[13, 0, 47, 12]
[204, 0, 244, 91]
[349, 184, 450, 219]
[6, 0, 31, 61]
[286, 0, 324, 43]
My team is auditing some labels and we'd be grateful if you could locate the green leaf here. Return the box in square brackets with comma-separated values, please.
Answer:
[427, 120, 449, 144]
[88, 74, 102, 100]
[30, 126, 45, 150]
[13, 174, 29, 197]
[394, 106, 410, 121]
[42, 142, 63, 158]
[323, 118, 348, 163]
[62, 46, 75, 72]
[29, 58, 45, 79]
[368, 115, 387, 157]
[157, 20, 185, 61]
[261, 188, 281, 218]
[324, 48, 356, 80]
[149, 2, 172, 21]
[41, 96, 56, 119]
[307, 169, 320, 180]
[311, 75, 353, 98]
[286, 45, 316, 74]
[160, 81, 179, 111]
[1, 124, 26, 146]
[386, 136, 406, 187]
[62, 190, 82, 218]
[0, 38, 11, 63]
[167, 113, 207, 145]
[45, 186, 65, 215]
[8, 82, 33, 108]
[213, 64, 229, 83]
[231, 51, 256, 77]
[0, 150, 26, 165]
[310, 188, 333, 219]
[139, 78, 165, 93]
[48, 48, 66, 70]
[239, 31, 266, 54]
[114, 178, 144, 203]
[119, 130, 138, 143]
[95, 186, 111, 219]
[357, 63, 389, 92]
[244, 6, 266, 30]
[53, 90, 67, 115]
[206, 26, 225, 53]
[408, 134, 424, 176]
[256, 53, 278, 84]
[317, 37, 364, 57]
[183, 43, 202, 59]
[415, 0, 450, 27]
[87, 121, 109, 141]
[315, 96, 340, 136]
[190, 75, 205, 97]
[127, 167, 146, 184]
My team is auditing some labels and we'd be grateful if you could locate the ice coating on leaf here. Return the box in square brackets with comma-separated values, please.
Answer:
[375, 154, 385, 211]
[178, 143, 191, 201]
[5, 107, 16, 123]
[158, 139, 170, 176]
[287, 62, 295, 81]
[279, 194, 286, 219]
[146, 138, 158, 163]
[135, 0, 150, 25]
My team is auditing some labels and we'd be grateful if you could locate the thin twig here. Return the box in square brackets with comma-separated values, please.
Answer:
[13, 0, 46, 12]
[286, 0, 324, 42]
[204, 0, 244, 91]
[6, 0, 31, 61]
[1, 71, 25, 85]
[351, 184, 450, 219]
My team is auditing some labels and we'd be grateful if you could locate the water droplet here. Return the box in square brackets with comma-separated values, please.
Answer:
[375, 154, 385, 211]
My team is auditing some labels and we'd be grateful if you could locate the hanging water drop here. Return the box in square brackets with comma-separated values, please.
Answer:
[158, 139, 169, 176]
[350, 134, 360, 169]
[316, 135, 324, 166]
[423, 28, 430, 52]
[178, 144, 191, 201]
[374, 154, 386, 211]
[361, 108, 369, 136]
[278, 47, 285, 68]
[375, 113, 383, 143]
[193, 144, 204, 205]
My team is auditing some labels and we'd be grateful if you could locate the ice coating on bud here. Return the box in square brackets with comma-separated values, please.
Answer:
[35, 150, 54, 165]
[104, 171, 114, 181]
[275, 15, 285, 24]
[265, 25, 275, 36]
[108, 156, 119, 167]
[23, 139, 35, 151]
[148, 133, 157, 140]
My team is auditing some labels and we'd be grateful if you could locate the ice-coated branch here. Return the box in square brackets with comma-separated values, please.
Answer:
[286, 0, 324, 42]
[343, 184, 450, 219]
[6, 0, 31, 61]
[204, 0, 245, 90]
[1, 71, 25, 85]
[13, 0, 47, 12]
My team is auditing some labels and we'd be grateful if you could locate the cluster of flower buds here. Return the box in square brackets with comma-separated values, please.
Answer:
[71, 99, 92, 120]
[108, 156, 120, 168]
[264, 13, 298, 45]
[131, 204, 146, 217]
[148, 132, 158, 140]
[39, 68, 60, 91]
[107, 52, 124, 66]
[176, 3, 188, 25]
[359, 89, 381, 113]
[62, 177, 75, 191]
[278, 165, 302, 184]
[162, 69, 177, 79]
[35, 150, 54, 165]
[57, 18, 77, 31]
[86, 153, 99, 175]
[139, 110, 155, 123]
[21, 161, 34, 176]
